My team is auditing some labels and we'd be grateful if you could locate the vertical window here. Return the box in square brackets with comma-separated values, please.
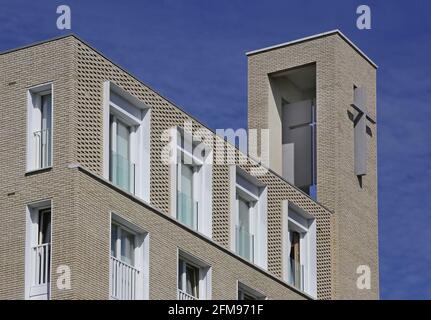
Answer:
[104, 82, 151, 201]
[289, 231, 303, 290]
[236, 196, 254, 262]
[177, 252, 211, 300]
[283, 201, 317, 297]
[110, 217, 148, 300]
[172, 128, 213, 236]
[26, 201, 52, 300]
[110, 115, 136, 193]
[178, 259, 200, 299]
[177, 156, 199, 230]
[27, 84, 53, 171]
[232, 168, 267, 269]
[38, 209, 51, 245]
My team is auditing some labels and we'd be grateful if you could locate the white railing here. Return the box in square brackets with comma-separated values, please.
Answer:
[178, 289, 198, 300]
[110, 256, 140, 300]
[33, 129, 51, 169]
[31, 243, 51, 286]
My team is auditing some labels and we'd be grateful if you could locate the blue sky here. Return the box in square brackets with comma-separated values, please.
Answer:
[1, 0, 430, 299]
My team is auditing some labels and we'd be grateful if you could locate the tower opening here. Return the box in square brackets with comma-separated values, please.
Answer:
[269, 64, 317, 198]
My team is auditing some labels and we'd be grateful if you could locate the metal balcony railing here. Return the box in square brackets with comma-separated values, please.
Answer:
[110, 256, 140, 300]
[178, 289, 198, 300]
[31, 243, 51, 286]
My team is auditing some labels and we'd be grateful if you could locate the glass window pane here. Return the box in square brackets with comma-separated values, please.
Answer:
[185, 264, 199, 298]
[116, 121, 129, 160]
[41, 94, 52, 131]
[120, 229, 135, 266]
[116, 121, 131, 191]
[178, 162, 195, 228]
[178, 260, 184, 290]
[237, 197, 252, 261]
[238, 197, 250, 232]
[38, 209, 51, 244]
[111, 224, 117, 257]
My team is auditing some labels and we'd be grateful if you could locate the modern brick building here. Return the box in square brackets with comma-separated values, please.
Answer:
[0, 30, 378, 300]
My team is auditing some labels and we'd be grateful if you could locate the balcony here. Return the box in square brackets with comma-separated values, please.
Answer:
[288, 258, 304, 291]
[33, 129, 51, 169]
[235, 226, 254, 263]
[178, 289, 198, 300]
[177, 191, 198, 230]
[110, 151, 136, 194]
[110, 256, 140, 300]
[30, 243, 50, 297]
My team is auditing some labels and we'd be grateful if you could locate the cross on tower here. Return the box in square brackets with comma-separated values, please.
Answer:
[351, 87, 375, 177]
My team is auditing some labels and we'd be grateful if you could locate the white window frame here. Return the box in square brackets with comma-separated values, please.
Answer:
[170, 128, 213, 237]
[109, 213, 149, 300]
[230, 166, 267, 269]
[103, 81, 151, 202]
[237, 281, 267, 300]
[25, 199, 52, 300]
[177, 250, 212, 300]
[282, 200, 317, 297]
[26, 83, 53, 172]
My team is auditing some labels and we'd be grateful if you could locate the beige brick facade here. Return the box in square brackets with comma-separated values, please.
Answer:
[0, 31, 377, 300]
[247, 31, 378, 299]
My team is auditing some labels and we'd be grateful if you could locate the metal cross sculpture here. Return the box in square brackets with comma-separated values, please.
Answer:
[351, 87, 375, 176]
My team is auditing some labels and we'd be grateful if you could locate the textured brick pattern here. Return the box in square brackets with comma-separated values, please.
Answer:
[73, 166, 308, 299]
[74, 38, 333, 298]
[0, 35, 333, 299]
[247, 32, 378, 299]
[0, 37, 79, 300]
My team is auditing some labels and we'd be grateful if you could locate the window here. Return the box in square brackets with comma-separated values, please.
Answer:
[289, 230, 302, 290]
[237, 282, 266, 300]
[236, 195, 254, 261]
[171, 128, 213, 236]
[282, 201, 317, 297]
[110, 116, 136, 193]
[178, 260, 200, 299]
[177, 160, 197, 229]
[231, 168, 267, 268]
[25, 201, 52, 300]
[27, 83, 53, 171]
[103, 82, 150, 201]
[177, 251, 211, 300]
[110, 215, 148, 300]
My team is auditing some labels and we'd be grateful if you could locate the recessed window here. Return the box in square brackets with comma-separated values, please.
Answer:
[110, 215, 149, 300]
[237, 282, 266, 300]
[25, 201, 52, 300]
[109, 116, 136, 193]
[27, 83, 53, 171]
[171, 128, 213, 236]
[283, 201, 317, 297]
[177, 251, 211, 300]
[231, 168, 267, 268]
[103, 82, 150, 201]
